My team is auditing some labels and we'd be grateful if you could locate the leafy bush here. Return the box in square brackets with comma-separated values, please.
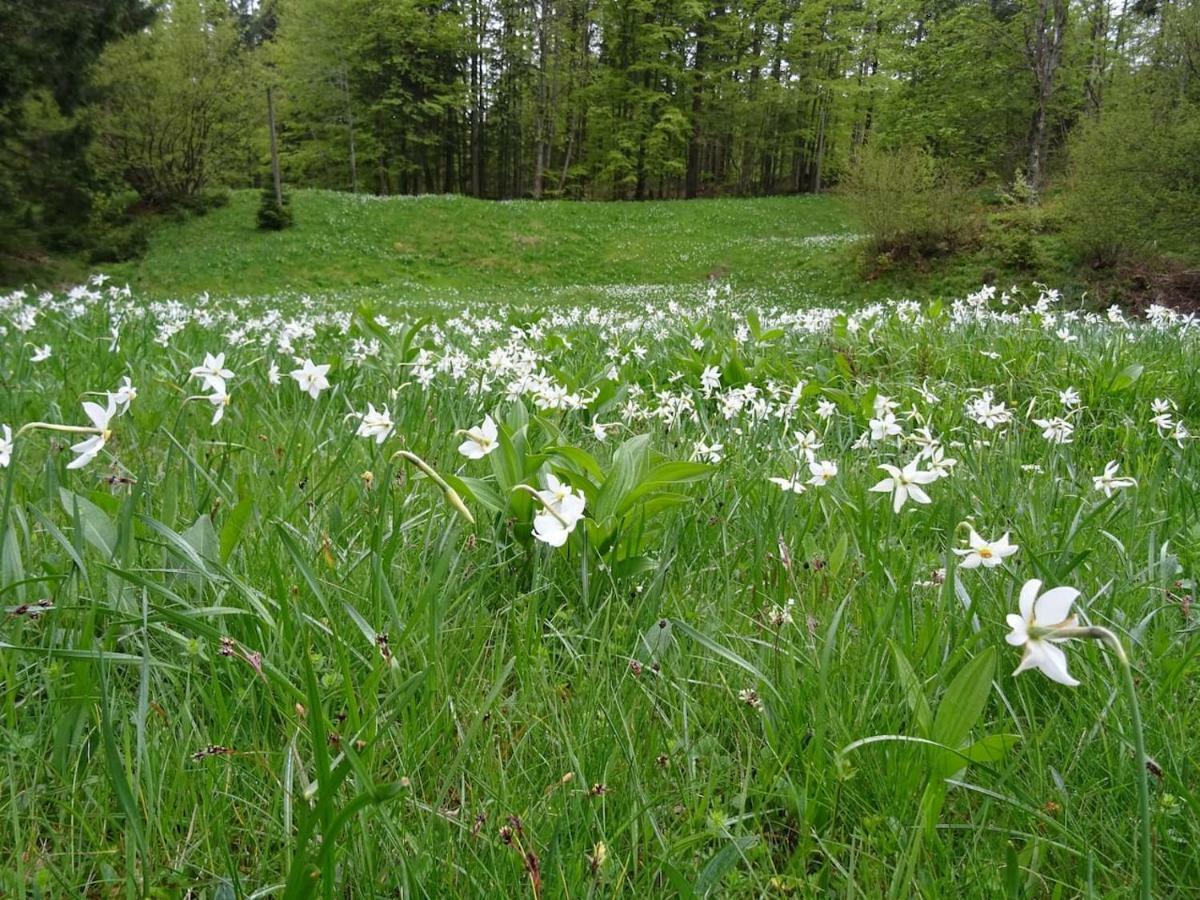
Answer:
[1065, 90, 1200, 267]
[980, 205, 1060, 273]
[842, 145, 979, 264]
[256, 187, 294, 231]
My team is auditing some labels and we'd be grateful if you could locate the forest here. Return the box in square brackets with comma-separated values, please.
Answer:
[0, 0, 1197, 289]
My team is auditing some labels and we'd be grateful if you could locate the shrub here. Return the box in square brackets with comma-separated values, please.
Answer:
[256, 187, 294, 231]
[1064, 91, 1200, 268]
[842, 145, 979, 264]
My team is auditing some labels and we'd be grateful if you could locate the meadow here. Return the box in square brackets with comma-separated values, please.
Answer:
[2, 201, 1199, 897]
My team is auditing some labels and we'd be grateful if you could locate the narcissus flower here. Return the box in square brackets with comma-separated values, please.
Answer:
[769, 475, 807, 494]
[68, 396, 117, 469]
[30, 344, 51, 363]
[290, 359, 331, 400]
[0, 425, 12, 468]
[955, 527, 1018, 569]
[205, 389, 231, 425]
[191, 353, 234, 393]
[532, 475, 586, 547]
[1093, 460, 1136, 497]
[808, 459, 837, 486]
[356, 403, 394, 444]
[111, 377, 137, 413]
[458, 415, 499, 459]
[1005, 579, 1081, 686]
[869, 459, 938, 513]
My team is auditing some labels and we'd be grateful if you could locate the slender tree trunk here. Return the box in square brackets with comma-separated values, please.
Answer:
[1024, 0, 1068, 196]
[267, 85, 282, 204]
[341, 69, 358, 193]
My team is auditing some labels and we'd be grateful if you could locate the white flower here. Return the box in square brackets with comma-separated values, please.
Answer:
[1093, 460, 1136, 497]
[67, 396, 117, 469]
[816, 399, 837, 420]
[769, 475, 807, 494]
[1005, 579, 1081, 686]
[591, 421, 609, 442]
[738, 688, 763, 710]
[0, 425, 12, 468]
[869, 412, 903, 442]
[290, 359, 331, 400]
[927, 445, 957, 478]
[794, 429, 823, 457]
[30, 344, 52, 362]
[206, 389, 231, 425]
[700, 365, 721, 394]
[869, 459, 938, 513]
[268, 362, 281, 386]
[1059, 387, 1080, 409]
[808, 459, 837, 486]
[532, 475, 586, 547]
[111, 377, 137, 413]
[955, 528, 1018, 569]
[356, 403, 394, 444]
[191, 352, 234, 393]
[1033, 416, 1074, 444]
[693, 440, 723, 464]
[458, 415, 499, 459]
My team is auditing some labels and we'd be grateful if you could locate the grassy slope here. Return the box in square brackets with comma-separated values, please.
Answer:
[108, 190, 859, 300]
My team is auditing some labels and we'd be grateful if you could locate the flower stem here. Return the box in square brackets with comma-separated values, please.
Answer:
[1088, 627, 1152, 900]
[1114, 638, 1153, 900]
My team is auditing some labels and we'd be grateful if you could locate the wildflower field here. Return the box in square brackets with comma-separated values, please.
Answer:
[2, 275, 1199, 897]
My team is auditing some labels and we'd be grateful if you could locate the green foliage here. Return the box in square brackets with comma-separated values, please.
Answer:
[256, 187, 295, 231]
[89, 0, 258, 209]
[843, 145, 979, 265]
[4, 278, 1200, 894]
[107, 189, 855, 297]
[1065, 92, 1200, 266]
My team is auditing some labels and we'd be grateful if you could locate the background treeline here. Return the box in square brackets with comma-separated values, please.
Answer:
[1, 0, 1197, 283]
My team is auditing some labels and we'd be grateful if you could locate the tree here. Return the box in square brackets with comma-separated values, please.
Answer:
[90, 0, 256, 208]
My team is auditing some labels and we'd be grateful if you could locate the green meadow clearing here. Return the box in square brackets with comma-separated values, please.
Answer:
[1, 195, 1198, 898]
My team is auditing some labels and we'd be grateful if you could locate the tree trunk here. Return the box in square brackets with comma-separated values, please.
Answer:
[267, 85, 282, 204]
[1024, 0, 1068, 197]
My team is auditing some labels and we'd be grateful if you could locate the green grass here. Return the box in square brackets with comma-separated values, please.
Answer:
[2, 275, 1199, 896]
[107, 190, 858, 301]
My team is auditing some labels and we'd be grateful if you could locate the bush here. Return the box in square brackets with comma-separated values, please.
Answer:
[83, 189, 150, 263]
[1064, 90, 1200, 267]
[842, 145, 979, 264]
[256, 187, 294, 231]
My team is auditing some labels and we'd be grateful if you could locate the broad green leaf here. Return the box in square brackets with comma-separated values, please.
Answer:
[59, 489, 117, 559]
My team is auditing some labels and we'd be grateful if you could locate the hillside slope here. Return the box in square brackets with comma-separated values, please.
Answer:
[109, 190, 858, 299]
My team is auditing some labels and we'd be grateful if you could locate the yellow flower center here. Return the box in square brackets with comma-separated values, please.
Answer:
[979, 548, 993, 559]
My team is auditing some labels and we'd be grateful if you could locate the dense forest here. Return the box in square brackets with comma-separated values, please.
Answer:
[1, 0, 1197, 281]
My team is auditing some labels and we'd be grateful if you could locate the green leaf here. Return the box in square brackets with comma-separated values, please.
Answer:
[219, 497, 255, 562]
[596, 433, 651, 521]
[1108, 362, 1144, 393]
[59, 488, 117, 559]
[889, 641, 932, 737]
[695, 834, 757, 896]
[931, 648, 996, 775]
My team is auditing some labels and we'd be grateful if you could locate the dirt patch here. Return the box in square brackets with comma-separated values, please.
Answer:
[1089, 257, 1200, 317]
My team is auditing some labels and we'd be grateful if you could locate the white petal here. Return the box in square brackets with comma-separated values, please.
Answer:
[1018, 579, 1041, 622]
[1004, 615, 1028, 645]
[1034, 586, 1080, 626]
[907, 484, 931, 505]
[1032, 641, 1079, 686]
